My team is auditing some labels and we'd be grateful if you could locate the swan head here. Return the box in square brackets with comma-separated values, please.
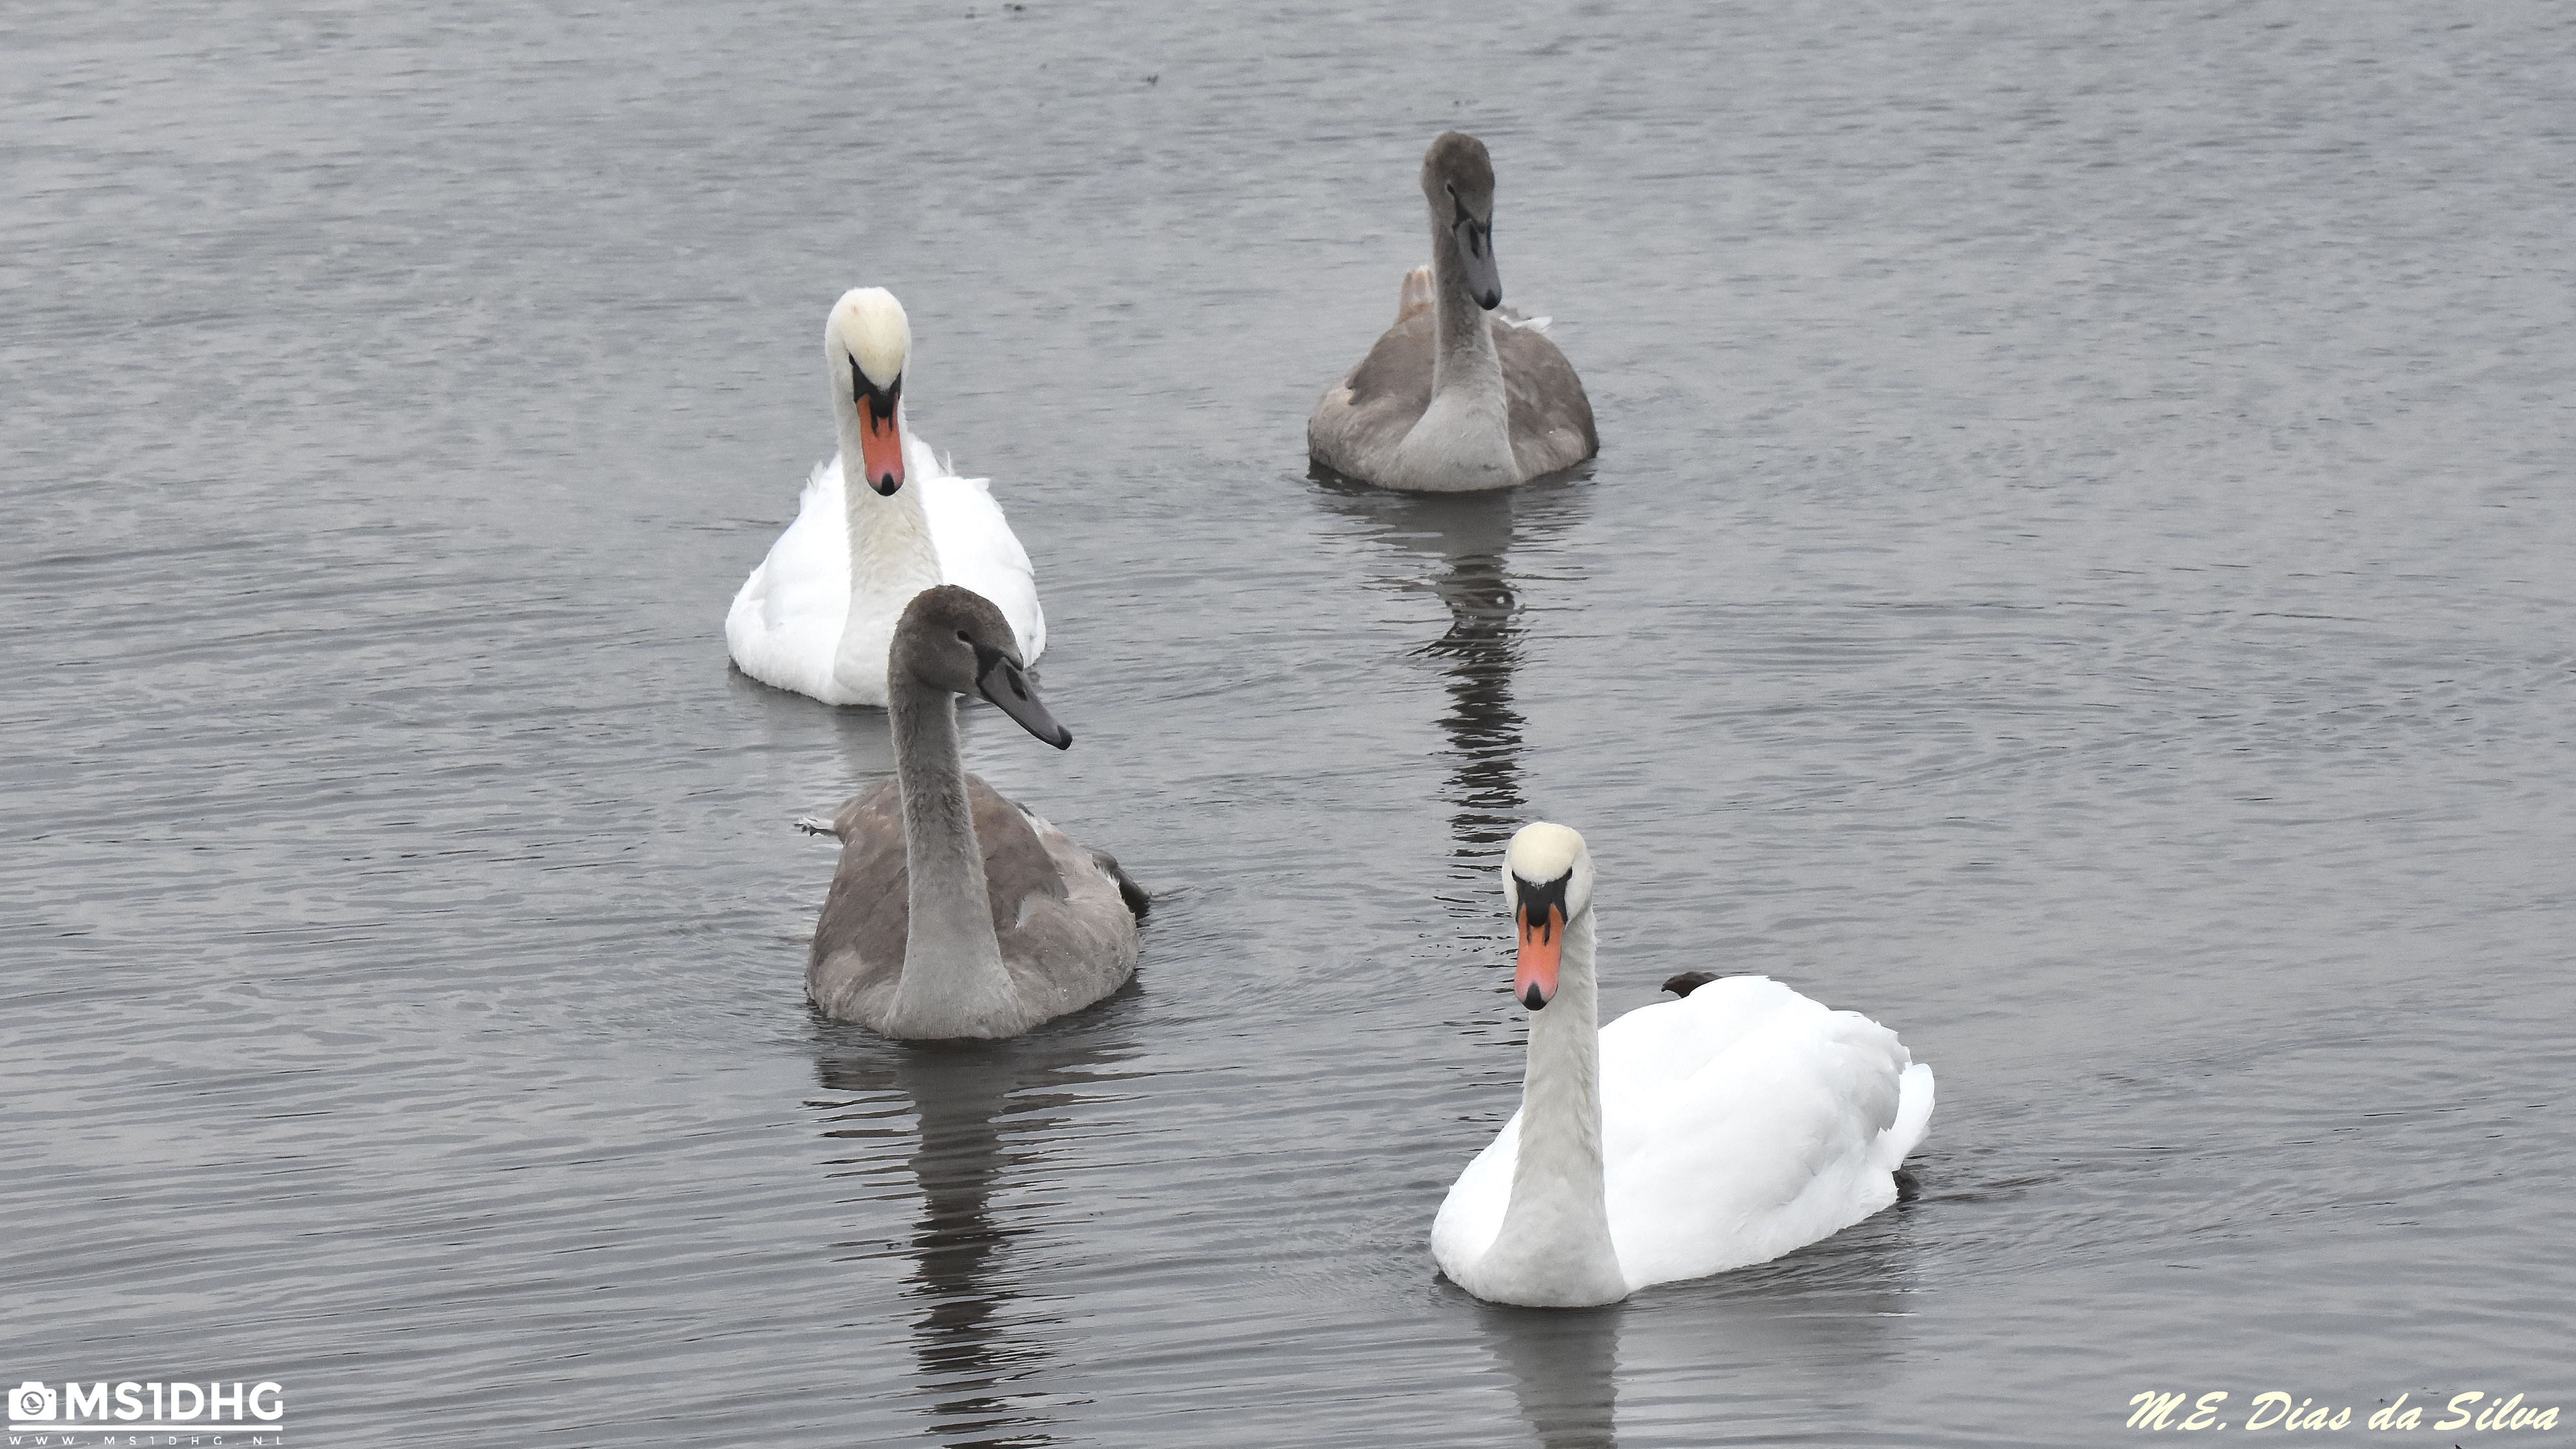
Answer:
[826, 287, 912, 497]
[892, 586, 1069, 750]
[1421, 131, 1501, 311]
[1502, 822, 1592, 1011]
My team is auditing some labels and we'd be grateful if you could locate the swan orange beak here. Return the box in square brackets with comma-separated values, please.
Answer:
[858, 392, 905, 496]
[1514, 902, 1563, 1011]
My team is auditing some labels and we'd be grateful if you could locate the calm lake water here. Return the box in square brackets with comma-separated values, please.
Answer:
[7, 1, 2574, 1444]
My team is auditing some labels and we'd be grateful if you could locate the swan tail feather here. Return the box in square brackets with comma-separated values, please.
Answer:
[1091, 848, 1150, 919]
[1395, 265, 1434, 323]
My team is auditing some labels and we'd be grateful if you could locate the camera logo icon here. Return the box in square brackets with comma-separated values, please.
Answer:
[10, 1382, 57, 1422]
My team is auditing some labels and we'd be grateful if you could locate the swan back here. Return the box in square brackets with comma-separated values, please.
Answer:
[1596, 975, 1928, 1287]
[807, 775, 1142, 1034]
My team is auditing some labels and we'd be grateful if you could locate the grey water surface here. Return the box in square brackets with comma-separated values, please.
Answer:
[7, 1, 2574, 1444]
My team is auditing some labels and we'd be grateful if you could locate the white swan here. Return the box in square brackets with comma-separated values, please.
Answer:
[805, 586, 1144, 1039]
[1431, 823, 1935, 1306]
[1308, 131, 1597, 492]
[726, 288, 1045, 707]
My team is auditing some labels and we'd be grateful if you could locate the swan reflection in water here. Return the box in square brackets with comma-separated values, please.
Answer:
[810, 996, 1137, 1446]
[1474, 1299, 1625, 1449]
[1310, 469, 1591, 891]
[1457, 1188, 1923, 1447]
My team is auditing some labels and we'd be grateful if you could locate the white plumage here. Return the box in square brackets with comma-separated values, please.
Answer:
[1431, 823, 1933, 1306]
[1433, 974, 1935, 1295]
[724, 287, 1045, 708]
[725, 436, 1044, 706]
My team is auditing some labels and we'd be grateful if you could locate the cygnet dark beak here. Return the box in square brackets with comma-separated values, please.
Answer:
[976, 651, 1071, 750]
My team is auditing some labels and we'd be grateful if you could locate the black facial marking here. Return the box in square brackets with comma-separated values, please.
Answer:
[972, 642, 1026, 700]
[1453, 209, 1493, 263]
[849, 355, 903, 421]
[1511, 871, 1571, 941]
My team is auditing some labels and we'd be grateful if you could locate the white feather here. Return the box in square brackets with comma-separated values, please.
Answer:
[1432, 974, 1933, 1293]
[725, 427, 1045, 707]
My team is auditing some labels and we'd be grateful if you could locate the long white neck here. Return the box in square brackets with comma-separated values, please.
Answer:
[832, 406, 944, 697]
[1479, 909, 1625, 1304]
[1428, 211, 1505, 403]
[882, 675, 1019, 1039]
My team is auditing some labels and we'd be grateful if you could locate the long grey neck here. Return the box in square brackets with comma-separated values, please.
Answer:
[833, 408, 943, 682]
[1482, 909, 1625, 1302]
[1428, 212, 1503, 401]
[883, 674, 1018, 1038]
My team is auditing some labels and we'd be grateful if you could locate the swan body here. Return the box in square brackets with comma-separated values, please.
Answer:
[727, 289, 1044, 708]
[1309, 132, 1597, 493]
[1431, 824, 1934, 1306]
[727, 447, 1044, 705]
[806, 587, 1142, 1040]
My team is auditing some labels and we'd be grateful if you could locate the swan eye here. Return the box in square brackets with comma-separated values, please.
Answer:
[956, 629, 972, 643]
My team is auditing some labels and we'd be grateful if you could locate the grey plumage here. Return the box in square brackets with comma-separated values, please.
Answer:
[805, 586, 1142, 1039]
[805, 776, 1142, 1030]
[1308, 132, 1598, 492]
[1317, 290, 1598, 481]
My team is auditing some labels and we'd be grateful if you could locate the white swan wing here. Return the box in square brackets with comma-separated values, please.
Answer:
[725, 459, 852, 701]
[920, 471, 1046, 664]
[1598, 976, 1930, 1289]
[1429, 977, 1850, 1280]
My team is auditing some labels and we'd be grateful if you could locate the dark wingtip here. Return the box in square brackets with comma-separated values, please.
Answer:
[1092, 849, 1150, 920]
[1661, 971, 1722, 998]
